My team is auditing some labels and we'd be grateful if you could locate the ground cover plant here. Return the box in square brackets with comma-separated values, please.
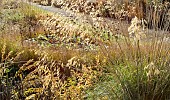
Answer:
[0, 0, 170, 100]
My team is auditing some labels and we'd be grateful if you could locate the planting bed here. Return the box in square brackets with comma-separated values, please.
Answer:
[0, 0, 170, 100]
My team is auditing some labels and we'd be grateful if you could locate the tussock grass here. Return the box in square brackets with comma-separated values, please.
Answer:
[85, 37, 170, 100]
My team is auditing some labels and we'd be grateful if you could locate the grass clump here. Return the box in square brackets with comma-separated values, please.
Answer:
[85, 37, 170, 100]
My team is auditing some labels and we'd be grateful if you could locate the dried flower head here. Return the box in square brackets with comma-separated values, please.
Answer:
[144, 62, 160, 80]
[128, 16, 146, 40]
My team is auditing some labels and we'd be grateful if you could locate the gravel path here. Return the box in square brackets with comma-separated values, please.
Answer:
[25, 1, 77, 18]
